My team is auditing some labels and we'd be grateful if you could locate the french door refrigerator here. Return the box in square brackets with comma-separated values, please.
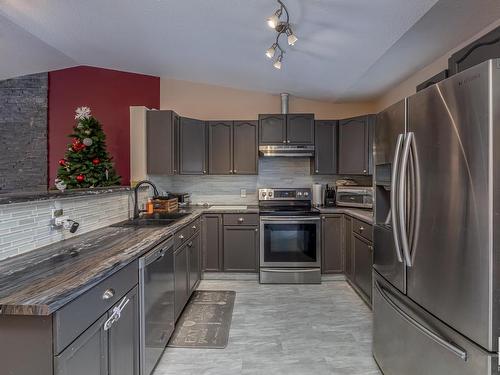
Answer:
[372, 59, 500, 375]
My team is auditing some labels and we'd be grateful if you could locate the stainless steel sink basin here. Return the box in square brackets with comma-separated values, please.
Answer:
[112, 212, 190, 227]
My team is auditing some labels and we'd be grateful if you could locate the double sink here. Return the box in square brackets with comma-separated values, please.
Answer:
[113, 212, 190, 227]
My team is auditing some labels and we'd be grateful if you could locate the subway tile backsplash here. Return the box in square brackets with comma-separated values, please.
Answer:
[151, 158, 371, 205]
[0, 190, 147, 261]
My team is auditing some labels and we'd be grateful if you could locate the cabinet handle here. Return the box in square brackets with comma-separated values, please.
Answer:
[229, 170, 233, 173]
[287, 140, 290, 143]
[322, 216, 326, 220]
[368, 245, 373, 250]
[282, 140, 286, 144]
[359, 227, 364, 232]
[187, 241, 193, 247]
[203, 170, 207, 174]
[192, 225, 197, 230]
[238, 217, 244, 223]
[104, 297, 130, 331]
[363, 169, 367, 173]
[179, 234, 185, 240]
[102, 288, 115, 300]
[233, 169, 237, 173]
[315, 170, 319, 173]
[255, 228, 258, 232]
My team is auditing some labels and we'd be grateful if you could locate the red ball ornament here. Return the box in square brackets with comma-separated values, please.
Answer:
[76, 174, 85, 183]
[58, 159, 66, 166]
[92, 158, 100, 165]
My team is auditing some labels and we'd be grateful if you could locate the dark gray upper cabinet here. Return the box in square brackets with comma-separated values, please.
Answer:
[233, 121, 258, 174]
[55, 315, 108, 375]
[338, 115, 374, 175]
[179, 117, 207, 175]
[223, 225, 259, 272]
[259, 114, 314, 145]
[202, 214, 223, 272]
[147, 110, 179, 175]
[108, 286, 140, 375]
[287, 114, 314, 144]
[259, 114, 286, 144]
[321, 215, 343, 274]
[312, 120, 338, 174]
[448, 25, 500, 76]
[208, 121, 233, 175]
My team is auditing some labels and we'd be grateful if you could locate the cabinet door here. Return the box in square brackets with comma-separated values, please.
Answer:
[179, 117, 207, 175]
[188, 233, 201, 293]
[109, 286, 140, 375]
[147, 110, 176, 175]
[259, 114, 286, 144]
[174, 246, 189, 320]
[338, 116, 370, 175]
[55, 315, 108, 375]
[286, 114, 314, 144]
[202, 214, 223, 271]
[313, 120, 338, 174]
[344, 215, 354, 280]
[353, 233, 373, 301]
[208, 121, 233, 175]
[321, 215, 343, 273]
[223, 226, 259, 272]
[233, 121, 258, 174]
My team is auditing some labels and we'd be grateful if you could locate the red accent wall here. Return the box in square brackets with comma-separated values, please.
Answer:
[48, 66, 160, 187]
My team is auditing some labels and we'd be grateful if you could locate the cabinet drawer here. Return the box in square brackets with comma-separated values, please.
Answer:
[223, 213, 259, 226]
[352, 218, 372, 242]
[174, 217, 201, 248]
[189, 217, 201, 237]
[53, 260, 138, 354]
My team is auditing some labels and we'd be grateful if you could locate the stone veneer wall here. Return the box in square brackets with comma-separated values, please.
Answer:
[0, 190, 148, 261]
[150, 158, 372, 205]
[0, 73, 48, 193]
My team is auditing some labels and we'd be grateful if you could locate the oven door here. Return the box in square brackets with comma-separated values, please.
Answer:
[260, 216, 320, 267]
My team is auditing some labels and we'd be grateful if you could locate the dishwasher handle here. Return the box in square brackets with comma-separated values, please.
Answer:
[139, 237, 174, 269]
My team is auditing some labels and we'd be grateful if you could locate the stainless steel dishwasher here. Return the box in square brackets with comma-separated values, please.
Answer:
[139, 237, 175, 375]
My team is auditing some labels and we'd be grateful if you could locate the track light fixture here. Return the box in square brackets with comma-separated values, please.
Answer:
[265, 0, 298, 69]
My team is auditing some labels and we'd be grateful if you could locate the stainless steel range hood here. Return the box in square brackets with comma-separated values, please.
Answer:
[259, 145, 315, 157]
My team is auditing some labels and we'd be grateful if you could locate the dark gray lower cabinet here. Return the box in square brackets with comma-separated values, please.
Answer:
[321, 215, 343, 273]
[174, 244, 189, 320]
[343, 215, 354, 280]
[202, 214, 223, 271]
[223, 225, 259, 272]
[55, 314, 108, 375]
[109, 286, 140, 375]
[188, 233, 201, 293]
[353, 233, 373, 302]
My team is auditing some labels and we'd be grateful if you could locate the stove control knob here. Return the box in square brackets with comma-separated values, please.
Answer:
[262, 192, 267, 197]
[303, 192, 309, 197]
[297, 192, 303, 196]
[268, 191, 273, 197]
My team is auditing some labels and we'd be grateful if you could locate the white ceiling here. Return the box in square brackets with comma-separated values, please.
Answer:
[0, 0, 499, 101]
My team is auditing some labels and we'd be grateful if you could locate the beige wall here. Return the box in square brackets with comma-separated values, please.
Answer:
[376, 19, 500, 111]
[160, 78, 377, 120]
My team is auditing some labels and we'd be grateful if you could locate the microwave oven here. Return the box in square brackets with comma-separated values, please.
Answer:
[336, 186, 373, 209]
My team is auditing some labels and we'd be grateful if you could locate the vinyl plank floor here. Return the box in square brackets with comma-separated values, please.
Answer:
[154, 280, 381, 375]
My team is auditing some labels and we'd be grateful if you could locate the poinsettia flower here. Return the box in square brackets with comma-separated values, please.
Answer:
[75, 106, 91, 120]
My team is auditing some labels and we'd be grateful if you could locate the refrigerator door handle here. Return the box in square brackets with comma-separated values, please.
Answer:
[409, 132, 421, 262]
[398, 132, 413, 267]
[390, 133, 404, 263]
[374, 281, 468, 361]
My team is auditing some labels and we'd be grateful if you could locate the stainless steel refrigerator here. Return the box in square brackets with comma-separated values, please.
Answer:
[372, 59, 500, 375]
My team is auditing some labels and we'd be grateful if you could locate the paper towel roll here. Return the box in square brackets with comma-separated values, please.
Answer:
[312, 183, 323, 207]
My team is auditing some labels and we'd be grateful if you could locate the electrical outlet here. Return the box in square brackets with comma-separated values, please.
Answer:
[51, 209, 63, 218]
[240, 189, 247, 198]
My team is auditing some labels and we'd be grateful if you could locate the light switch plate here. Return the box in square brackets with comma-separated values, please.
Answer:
[240, 189, 247, 198]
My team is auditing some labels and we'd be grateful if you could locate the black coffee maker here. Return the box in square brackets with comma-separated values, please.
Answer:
[324, 184, 336, 207]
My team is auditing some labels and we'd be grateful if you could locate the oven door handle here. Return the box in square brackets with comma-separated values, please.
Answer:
[260, 216, 321, 222]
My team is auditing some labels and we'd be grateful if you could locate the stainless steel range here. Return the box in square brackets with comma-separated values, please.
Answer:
[258, 188, 321, 284]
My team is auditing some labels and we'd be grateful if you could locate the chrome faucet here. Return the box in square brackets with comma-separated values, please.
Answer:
[133, 180, 159, 219]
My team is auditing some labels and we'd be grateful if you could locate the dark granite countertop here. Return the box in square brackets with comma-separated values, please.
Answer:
[318, 207, 373, 224]
[0, 205, 260, 316]
[0, 186, 139, 205]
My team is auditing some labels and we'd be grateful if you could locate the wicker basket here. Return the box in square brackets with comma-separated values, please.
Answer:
[152, 197, 178, 213]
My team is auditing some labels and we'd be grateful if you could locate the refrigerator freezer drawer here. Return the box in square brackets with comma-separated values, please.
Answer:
[373, 272, 498, 375]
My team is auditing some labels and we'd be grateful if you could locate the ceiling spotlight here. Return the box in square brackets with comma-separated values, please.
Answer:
[266, 44, 277, 59]
[267, 11, 281, 29]
[273, 54, 283, 70]
[286, 28, 298, 46]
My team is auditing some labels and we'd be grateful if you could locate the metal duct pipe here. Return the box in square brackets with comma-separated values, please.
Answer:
[280, 93, 289, 114]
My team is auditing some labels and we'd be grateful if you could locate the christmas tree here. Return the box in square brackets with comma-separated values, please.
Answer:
[55, 107, 121, 190]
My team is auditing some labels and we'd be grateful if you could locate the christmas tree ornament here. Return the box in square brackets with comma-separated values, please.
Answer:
[83, 138, 93, 146]
[76, 174, 85, 183]
[92, 158, 100, 165]
[75, 106, 91, 120]
[77, 122, 84, 129]
[55, 178, 67, 192]
[85, 130, 91, 135]
[58, 159, 66, 166]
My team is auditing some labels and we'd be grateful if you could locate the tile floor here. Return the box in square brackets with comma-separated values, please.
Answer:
[154, 280, 381, 375]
